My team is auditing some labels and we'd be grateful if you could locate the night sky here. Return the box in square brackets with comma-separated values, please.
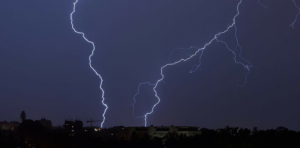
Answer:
[1, 0, 300, 130]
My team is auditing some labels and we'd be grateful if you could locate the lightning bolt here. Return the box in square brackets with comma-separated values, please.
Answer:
[168, 46, 198, 63]
[258, 0, 268, 8]
[134, 0, 253, 127]
[69, 0, 296, 127]
[70, 0, 108, 128]
[132, 82, 155, 117]
[290, 0, 300, 28]
[168, 46, 205, 73]
[215, 38, 251, 90]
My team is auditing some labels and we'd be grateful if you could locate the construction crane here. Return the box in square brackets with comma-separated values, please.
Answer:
[86, 118, 104, 127]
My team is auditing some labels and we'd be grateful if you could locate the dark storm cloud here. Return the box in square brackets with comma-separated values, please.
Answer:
[1, 0, 300, 130]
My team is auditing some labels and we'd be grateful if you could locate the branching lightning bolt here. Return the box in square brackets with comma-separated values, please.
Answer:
[70, 0, 108, 128]
[216, 38, 251, 90]
[132, 82, 155, 117]
[69, 0, 297, 128]
[168, 46, 198, 63]
[290, 0, 300, 28]
[133, 0, 253, 127]
[168, 46, 205, 73]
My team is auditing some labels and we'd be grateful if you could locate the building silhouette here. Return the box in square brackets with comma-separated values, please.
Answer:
[0, 111, 53, 131]
[20, 111, 26, 123]
[37, 118, 52, 129]
[64, 119, 84, 136]
[0, 111, 24, 131]
[0, 120, 20, 131]
[100, 125, 202, 140]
